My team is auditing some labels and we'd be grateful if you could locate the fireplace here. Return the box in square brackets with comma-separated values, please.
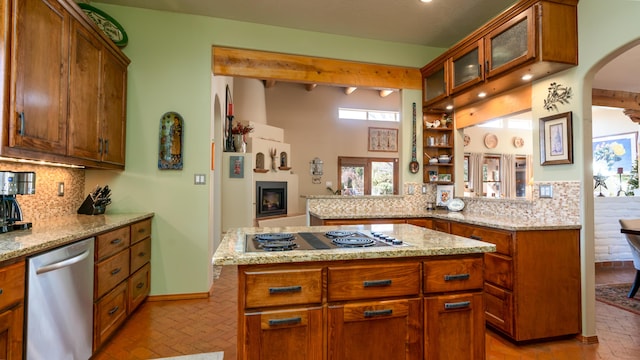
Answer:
[256, 181, 287, 218]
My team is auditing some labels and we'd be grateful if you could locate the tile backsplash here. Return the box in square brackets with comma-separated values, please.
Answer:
[0, 162, 85, 221]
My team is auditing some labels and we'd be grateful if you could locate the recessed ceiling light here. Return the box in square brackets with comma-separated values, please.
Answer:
[420, 0, 433, 3]
[522, 74, 533, 81]
[478, 92, 487, 98]
[446, 105, 454, 110]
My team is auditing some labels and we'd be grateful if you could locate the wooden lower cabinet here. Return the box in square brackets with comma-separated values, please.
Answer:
[309, 215, 432, 228]
[243, 307, 323, 360]
[424, 292, 484, 360]
[238, 256, 484, 359]
[93, 281, 128, 349]
[0, 262, 25, 360]
[328, 299, 422, 360]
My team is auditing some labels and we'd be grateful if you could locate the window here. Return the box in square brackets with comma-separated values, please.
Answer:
[338, 108, 400, 122]
[338, 157, 398, 195]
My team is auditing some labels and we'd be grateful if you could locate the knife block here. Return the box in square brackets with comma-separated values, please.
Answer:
[77, 195, 107, 215]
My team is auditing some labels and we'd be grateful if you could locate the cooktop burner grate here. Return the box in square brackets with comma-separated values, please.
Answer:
[325, 230, 357, 238]
[331, 237, 375, 248]
[255, 233, 295, 242]
[259, 240, 297, 251]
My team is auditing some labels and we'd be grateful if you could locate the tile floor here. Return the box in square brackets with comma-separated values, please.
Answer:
[93, 264, 640, 360]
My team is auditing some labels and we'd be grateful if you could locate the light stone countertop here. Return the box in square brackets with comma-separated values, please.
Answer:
[212, 223, 496, 266]
[309, 210, 581, 231]
[0, 213, 154, 263]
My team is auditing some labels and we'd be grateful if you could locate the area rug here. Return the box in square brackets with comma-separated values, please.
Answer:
[595, 283, 640, 315]
[152, 352, 223, 360]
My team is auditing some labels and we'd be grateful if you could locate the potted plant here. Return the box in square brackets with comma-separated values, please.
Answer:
[231, 122, 253, 152]
[628, 159, 639, 195]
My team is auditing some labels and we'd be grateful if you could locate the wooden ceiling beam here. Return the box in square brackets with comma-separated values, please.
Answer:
[305, 84, 317, 91]
[212, 46, 421, 90]
[264, 80, 277, 88]
[592, 88, 640, 110]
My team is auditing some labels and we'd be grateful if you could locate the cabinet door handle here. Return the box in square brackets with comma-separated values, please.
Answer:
[136, 282, 145, 289]
[98, 138, 103, 154]
[138, 228, 147, 234]
[0, 288, 3, 295]
[364, 309, 393, 318]
[268, 317, 301, 326]
[470, 235, 482, 240]
[444, 301, 471, 310]
[110, 267, 121, 275]
[104, 139, 109, 154]
[108, 306, 119, 315]
[269, 285, 302, 294]
[363, 279, 392, 287]
[444, 274, 470, 281]
[18, 112, 25, 136]
[111, 238, 122, 245]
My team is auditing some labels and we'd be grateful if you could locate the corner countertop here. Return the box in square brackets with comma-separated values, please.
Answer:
[0, 213, 154, 263]
[309, 210, 581, 231]
[212, 224, 496, 266]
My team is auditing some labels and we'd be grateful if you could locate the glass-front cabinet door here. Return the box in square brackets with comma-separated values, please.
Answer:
[422, 62, 448, 106]
[450, 39, 484, 95]
[485, 7, 535, 79]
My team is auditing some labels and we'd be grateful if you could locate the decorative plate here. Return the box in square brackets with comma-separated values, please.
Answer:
[78, 3, 128, 47]
[513, 136, 524, 148]
[484, 133, 498, 149]
[447, 198, 465, 212]
[463, 134, 471, 147]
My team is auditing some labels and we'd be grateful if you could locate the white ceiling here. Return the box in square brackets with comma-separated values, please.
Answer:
[92, 0, 638, 92]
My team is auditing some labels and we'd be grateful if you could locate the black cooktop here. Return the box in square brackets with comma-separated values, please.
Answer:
[245, 230, 406, 252]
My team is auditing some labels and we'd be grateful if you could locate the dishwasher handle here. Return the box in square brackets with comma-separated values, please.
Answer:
[35, 249, 91, 275]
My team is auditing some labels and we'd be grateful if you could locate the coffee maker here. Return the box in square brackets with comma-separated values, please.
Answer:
[0, 171, 35, 233]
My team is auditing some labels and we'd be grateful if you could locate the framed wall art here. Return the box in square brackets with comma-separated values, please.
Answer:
[368, 127, 398, 152]
[229, 155, 244, 178]
[539, 111, 573, 166]
[436, 184, 454, 207]
[593, 131, 638, 174]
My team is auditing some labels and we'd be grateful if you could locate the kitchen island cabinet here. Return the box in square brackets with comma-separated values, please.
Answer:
[215, 224, 495, 360]
[0, 262, 24, 360]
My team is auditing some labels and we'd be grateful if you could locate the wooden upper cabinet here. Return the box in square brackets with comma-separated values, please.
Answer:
[10, 0, 69, 155]
[99, 51, 127, 166]
[450, 39, 484, 95]
[485, 7, 535, 78]
[421, 62, 448, 106]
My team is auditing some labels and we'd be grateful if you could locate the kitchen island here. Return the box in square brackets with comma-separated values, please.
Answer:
[213, 224, 496, 360]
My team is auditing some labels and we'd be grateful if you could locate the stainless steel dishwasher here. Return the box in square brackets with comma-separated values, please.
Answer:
[26, 238, 95, 360]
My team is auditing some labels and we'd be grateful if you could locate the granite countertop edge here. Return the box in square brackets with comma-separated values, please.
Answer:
[308, 211, 581, 231]
[0, 212, 155, 263]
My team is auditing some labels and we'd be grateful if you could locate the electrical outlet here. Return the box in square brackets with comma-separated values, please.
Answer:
[421, 184, 428, 194]
[194, 174, 206, 185]
[539, 184, 553, 198]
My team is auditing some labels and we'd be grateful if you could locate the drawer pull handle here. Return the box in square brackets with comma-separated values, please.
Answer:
[111, 238, 122, 245]
[108, 306, 119, 315]
[136, 282, 145, 289]
[444, 274, 470, 281]
[364, 279, 392, 287]
[110, 268, 121, 275]
[470, 235, 482, 240]
[364, 309, 393, 318]
[445, 301, 471, 310]
[138, 252, 146, 257]
[138, 228, 146, 233]
[269, 285, 302, 294]
[0, 288, 3, 295]
[268, 317, 301, 326]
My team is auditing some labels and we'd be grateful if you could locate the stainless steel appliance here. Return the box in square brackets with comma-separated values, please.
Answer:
[246, 230, 407, 252]
[0, 170, 35, 232]
[26, 238, 95, 360]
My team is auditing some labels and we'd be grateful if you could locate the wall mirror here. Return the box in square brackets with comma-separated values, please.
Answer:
[461, 110, 533, 199]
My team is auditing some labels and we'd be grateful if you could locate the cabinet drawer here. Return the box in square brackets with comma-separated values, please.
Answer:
[484, 253, 513, 290]
[433, 220, 451, 233]
[95, 250, 130, 299]
[131, 219, 152, 244]
[128, 263, 150, 314]
[423, 257, 483, 293]
[0, 262, 25, 311]
[450, 223, 513, 256]
[130, 237, 151, 274]
[328, 263, 420, 302]
[96, 227, 130, 261]
[244, 268, 322, 308]
[484, 282, 513, 335]
[93, 281, 127, 351]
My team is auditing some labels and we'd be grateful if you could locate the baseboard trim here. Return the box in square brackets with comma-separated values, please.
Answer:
[576, 334, 599, 344]
[595, 260, 634, 269]
[147, 292, 210, 301]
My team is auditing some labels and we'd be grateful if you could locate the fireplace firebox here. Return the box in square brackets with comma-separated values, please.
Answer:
[256, 181, 287, 218]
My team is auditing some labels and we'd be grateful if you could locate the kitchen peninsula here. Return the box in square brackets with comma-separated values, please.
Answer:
[213, 224, 495, 359]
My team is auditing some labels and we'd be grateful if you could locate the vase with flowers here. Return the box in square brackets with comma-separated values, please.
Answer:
[231, 122, 254, 152]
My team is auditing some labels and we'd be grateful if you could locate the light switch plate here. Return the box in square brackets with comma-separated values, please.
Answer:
[539, 184, 553, 198]
[194, 174, 206, 185]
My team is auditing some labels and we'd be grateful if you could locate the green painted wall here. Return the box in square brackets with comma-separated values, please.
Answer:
[86, 3, 442, 296]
